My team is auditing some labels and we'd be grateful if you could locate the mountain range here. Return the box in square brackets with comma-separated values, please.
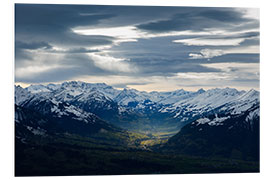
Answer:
[15, 81, 259, 132]
[15, 81, 260, 175]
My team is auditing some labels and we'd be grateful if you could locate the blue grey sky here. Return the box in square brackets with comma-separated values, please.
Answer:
[15, 4, 259, 91]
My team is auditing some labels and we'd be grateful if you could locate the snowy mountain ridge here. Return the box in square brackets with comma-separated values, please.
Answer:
[16, 81, 259, 117]
[15, 81, 259, 132]
[20, 81, 259, 105]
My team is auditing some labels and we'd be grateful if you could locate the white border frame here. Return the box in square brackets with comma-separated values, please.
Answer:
[1, 0, 269, 180]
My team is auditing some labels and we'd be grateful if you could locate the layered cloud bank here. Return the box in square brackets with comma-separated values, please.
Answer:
[15, 5, 259, 91]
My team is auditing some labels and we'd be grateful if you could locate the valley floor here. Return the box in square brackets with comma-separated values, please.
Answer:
[15, 133, 259, 176]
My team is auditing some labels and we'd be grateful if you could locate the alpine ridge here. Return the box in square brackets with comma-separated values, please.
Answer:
[15, 81, 260, 175]
[15, 81, 259, 133]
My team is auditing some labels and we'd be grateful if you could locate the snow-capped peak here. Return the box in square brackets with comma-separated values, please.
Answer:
[15, 85, 33, 105]
[196, 88, 205, 94]
[15, 82, 260, 124]
[26, 84, 51, 93]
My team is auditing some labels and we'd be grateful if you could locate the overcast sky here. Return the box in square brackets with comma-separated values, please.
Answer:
[15, 4, 259, 91]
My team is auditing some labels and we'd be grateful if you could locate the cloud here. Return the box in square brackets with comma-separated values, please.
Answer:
[15, 41, 52, 64]
[201, 62, 260, 88]
[50, 47, 100, 54]
[207, 53, 259, 64]
[15, 4, 116, 49]
[89, 53, 136, 73]
[15, 5, 260, 91]
[197, 9, 247, 22]
[128, 57, 222, 76]
[239, 8, 260, 20]
[201, 62, 259, 74]
[15, 41, 52, 50]
[112, 82, 149, 89]
[189, 49, 225, 59]
[173, 62, 259, 90]
[136, 8, 256, 33]
[173, 38, 245, 46]
[72, 25, 221, 46]
[189, 45, 259, 60]
[15, 52, 115, 83]
[72, 26, 142, 43]
[172, 31, 259, 46]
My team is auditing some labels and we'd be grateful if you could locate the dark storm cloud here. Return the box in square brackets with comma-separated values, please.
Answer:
[64, 48, 100, 53]
[15, 4, 115, 48]
[108, 35, 259, 77]
[239, 36, 260, 46]
[136, 8, 255, 33]
[206, 53, 259, 63]
[15, 4, 118, 72]
[15, 4, 116, 33]
[197, 9, 246, 22]
[109, 35, 259, 66]
[129, 58, 222, 76]
[196, 31, 259, 40]
[16, 41, 52, 50]
[109, 36, 201, 60]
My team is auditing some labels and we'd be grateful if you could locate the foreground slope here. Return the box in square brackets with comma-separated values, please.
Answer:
[162, 97, 259, 161]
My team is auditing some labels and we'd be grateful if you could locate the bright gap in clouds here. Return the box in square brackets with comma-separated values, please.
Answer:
[72, 26, 229, 46]
[189, 45, 259, 59]
[189, 49, 224, 59]
[240, 8, 260, 20]
[173, 38, 245, 46]
[202, 62, 259, 74]
[88, 53, 136, 73]
[72, 26, 145, 42]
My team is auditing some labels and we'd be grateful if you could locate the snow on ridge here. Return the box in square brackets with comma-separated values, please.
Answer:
[26, 126, 46, 136]
[51, 104, 68, 117]
[245, 107, 260, 123]
[18, 81, 257, 105]
[15, 82, 259, 120]
[15, 85, 33, 105]
[26, 84, 52, 93]
[196, 118, 211, 125]
[195, 114, 230, 127]
[169, 87, 255, 115]
[114, 88, 149, 105]
[221, 89, 259, 115]
[237, 89, 259, 102]
[160, 87, 248, 116]
[50, 101, 96, 123]
[24, 81, 120, 100]
[173, 111, 181, 118]
[208, 115, 230, 126]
